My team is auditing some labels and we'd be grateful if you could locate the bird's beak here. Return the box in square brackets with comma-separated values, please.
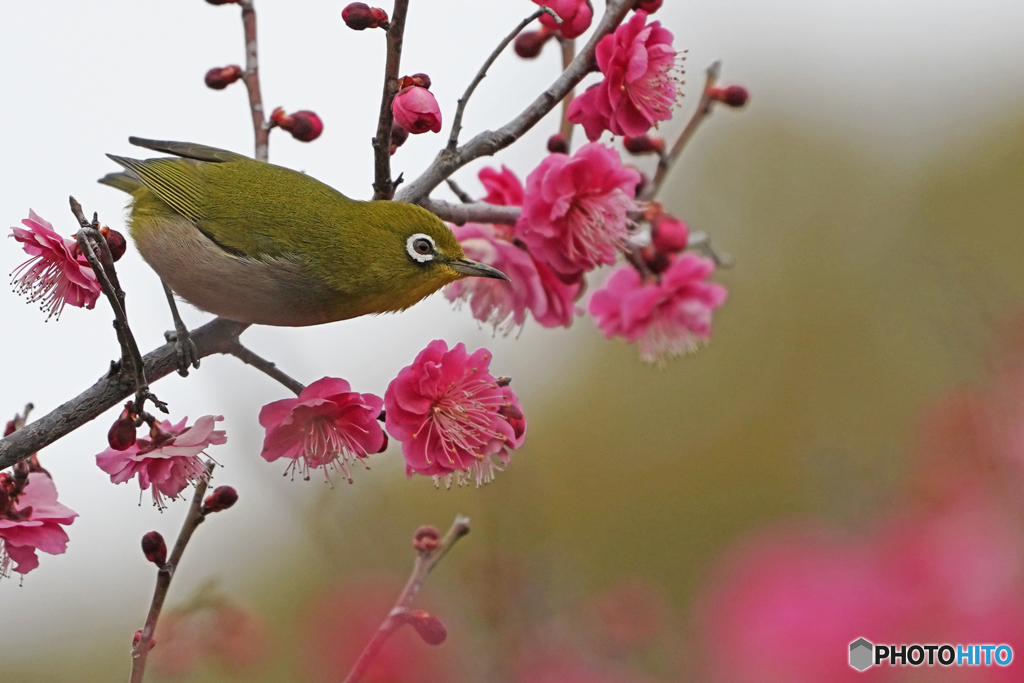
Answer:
[450, 258, 510, 281]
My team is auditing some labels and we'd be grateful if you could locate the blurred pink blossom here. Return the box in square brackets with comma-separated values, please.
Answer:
[95, 415, 225, 508]
[479, 165, 525, 207]
[516, 143, 639, 279]
[392, 86, 442, 134]
[588, 255, 727, 364]
[567, 12, 679, 141]
[259, 377, 385, 483]
[9, 210, 101, 320]
[0, 472, 77, 576]
[384, 340, 525, 486]
[535, 0, 593, 40]
[151, 601, 270, 678]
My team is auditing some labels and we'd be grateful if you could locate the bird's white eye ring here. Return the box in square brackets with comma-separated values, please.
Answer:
[407, 234, 435, 263]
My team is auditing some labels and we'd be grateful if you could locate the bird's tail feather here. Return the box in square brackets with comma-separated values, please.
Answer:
[98, 171, 142, 194]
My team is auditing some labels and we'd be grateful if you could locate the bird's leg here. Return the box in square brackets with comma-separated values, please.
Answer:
[162, 281, 200, 377]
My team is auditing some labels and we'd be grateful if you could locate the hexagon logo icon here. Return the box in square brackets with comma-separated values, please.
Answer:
[849, 638, 874, 671]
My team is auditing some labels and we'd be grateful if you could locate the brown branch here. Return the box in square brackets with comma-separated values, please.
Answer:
[558, 37, 576, 145]
[395, 0, 634, 206]
[371, 0, 410, 200]
[446, 7, 560, 151]
[227, 342, 305, 396]
[0, 317, 250, 471]
[420, 197, 520, 226]
[239, 0, 269, 162]
[129, 462, 217, 683]
[342, 516, 471, 683]
[643, 61, 721, 201]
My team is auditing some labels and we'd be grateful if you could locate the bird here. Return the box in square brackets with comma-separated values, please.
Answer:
[99, 137, 508, 330]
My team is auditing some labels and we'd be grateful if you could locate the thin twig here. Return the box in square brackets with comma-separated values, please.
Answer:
[372, 0, 410, 200]
[558, 37, 576, 145]
[129, 462, 217, 683]
[342, 516, 471, 683]
[445, 178, 475, 204]
[644, 61, 721, 201]
[446, 7, 559, 151]
[71, 197, 167, 416]
[239, 0, 269, 161]
[228, 342, 305, 396]
[420, 197, 520, 226]
[395, 0, 633, 205]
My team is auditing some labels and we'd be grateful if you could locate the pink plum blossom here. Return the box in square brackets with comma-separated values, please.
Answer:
[9, 210, 101, 320]
[588, 254, 727, 364]
[0, 472, 78, 576]
[445, 223, 581, 332]
[567, 12, 679, 141]
[258, 377, 386, 483]
[479, 165, 525, 206]
[96, 415, 226, 508]
[392, 86, 442, 134]
[535, 0, 593, 40]
[384, 340, 526, 486]
[516, 143, 640, 279]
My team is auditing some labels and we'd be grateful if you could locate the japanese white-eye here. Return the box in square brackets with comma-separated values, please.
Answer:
[99, 137, 508, 326]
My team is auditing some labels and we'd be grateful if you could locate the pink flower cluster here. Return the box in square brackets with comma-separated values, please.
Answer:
[0, 472, 78, 576]
[534, 0, 593, 40]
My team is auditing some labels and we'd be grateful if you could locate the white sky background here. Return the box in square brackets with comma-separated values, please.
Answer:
[0, 0, 1022, 656]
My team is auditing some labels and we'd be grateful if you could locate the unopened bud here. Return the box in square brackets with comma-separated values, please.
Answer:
[635, 0, 663, 13]
[409, 610, 447, 645]
[514, 30, 552, 59]
[710, 85, 749, 108]
[201, 486, 238, 514]
[623, 134, 664, 156]
[342, 2, 389, 30]
[413, 525, 440, 554]
[205, 65, 243, 90]
[270, 108, 324, 142]
[141, 531, 167, 566]
[4, 420, 15, 437]
[390, 125, 409, 155]
[133, 629, 156, 649]
[99, 226, 127, 261]
[652, 215, 689, 253]
[547, 133, 569, 154]
[108, 405, 137, 451]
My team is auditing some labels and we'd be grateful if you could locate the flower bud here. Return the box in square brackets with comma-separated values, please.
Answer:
[4, 420, 15, 437]
[342, 2, 389, 30]
[133, 629, 156, 649]
[547, 133, 569, 154]
[710, 85, 749, 108]
[205, 65, 243, 90]
[390, 125, 409, 155]
[409, 610, 447, 645]
[514, 29, 552, 59]
[270, 108, 324, 142]
[141, 531, 167, 566]
[635, 0, 663, 13]
[201, 486, 238, 514]
[623, 134, 665, 156]
[100, 226, 127, 261]
[108, 405, 137, 451]
[413, 525, 440, 554]
[392, 87, 442, 135]
[398, 73, 431, 90]
[652, 215, 689, 253]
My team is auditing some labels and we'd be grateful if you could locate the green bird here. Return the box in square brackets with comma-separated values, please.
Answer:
[100, 137, 507, 330]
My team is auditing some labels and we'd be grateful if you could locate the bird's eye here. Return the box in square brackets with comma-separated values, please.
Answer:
[406, 234, 436, 263]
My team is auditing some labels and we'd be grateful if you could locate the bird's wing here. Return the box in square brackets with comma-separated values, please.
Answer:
[106, 154, 206, 222]
[128, 137, 248, 163]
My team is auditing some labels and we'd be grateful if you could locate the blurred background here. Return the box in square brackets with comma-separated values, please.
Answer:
[2, 0, 1024, 681]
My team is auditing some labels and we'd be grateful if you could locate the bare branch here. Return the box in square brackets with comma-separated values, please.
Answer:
[372, 0, 411, 200]
[446, 7, 559, 151]
[558, 36, 576, 145]
[421, 197, 520, 226]
[239, 0, 269, 161]
[228, 342, 305, 396]
[395, 0, 634, 206]
[343, 516, 471, 683]
[445, 178, 475, 204]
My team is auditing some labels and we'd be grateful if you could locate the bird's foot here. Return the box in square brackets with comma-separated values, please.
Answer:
[165, 327, 200, 377]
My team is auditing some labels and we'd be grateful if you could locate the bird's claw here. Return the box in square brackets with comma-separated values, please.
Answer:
[165, 328, 200, 377]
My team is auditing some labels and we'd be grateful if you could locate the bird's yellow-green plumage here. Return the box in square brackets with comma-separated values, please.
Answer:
[100, 138, 507, 326]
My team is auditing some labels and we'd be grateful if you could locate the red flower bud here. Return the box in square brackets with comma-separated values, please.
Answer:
[710, 85, 749, 108]
[201, 486, 238, 514]
[270, 108, 324, 142]
[652, 215, 689, 253]
[514, 29, 553, 59]
[108, 405, 137, 451]
[342, 3, 389, 30]
[413, 525, 440, 554]
[392, 87, 442, 135]
[133, 629, 156, 649]
[390, 125, 409, 155]
[141, 531, 167, 566]
[204, 65, 243, 90]
[4, 420, 15, 437]
[99, 226, 127, 261]
[623, 134, 665, 156]
[409, 610, 447, 645]
[547, 133, 569, 154]
[635, 0, 663, 13]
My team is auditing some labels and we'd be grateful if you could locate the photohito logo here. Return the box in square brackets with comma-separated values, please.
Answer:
[849, 638, 1013, 671]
